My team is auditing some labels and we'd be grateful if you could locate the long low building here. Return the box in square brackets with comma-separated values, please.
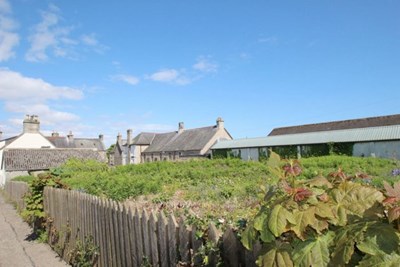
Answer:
[211, 114, 400, 160]
[0, 115, 106, 186]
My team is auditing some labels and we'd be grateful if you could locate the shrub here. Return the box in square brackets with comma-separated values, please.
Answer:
[241, 152, 400, 266]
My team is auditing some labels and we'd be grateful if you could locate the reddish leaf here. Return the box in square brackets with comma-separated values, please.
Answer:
[280, 180, 294, 194]
[283, 160, 302, 177]
[328, 168, 348, 181]
[318, 193, 329, 202]
[383, 181, 400, 199]
[388, 206, 400, 223]
[294, 188, 313, 202]
[383, 197, 397, 205]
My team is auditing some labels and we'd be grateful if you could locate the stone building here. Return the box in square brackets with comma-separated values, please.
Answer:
[112, 117, 232, 165]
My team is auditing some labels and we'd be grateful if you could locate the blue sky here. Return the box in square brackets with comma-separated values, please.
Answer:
[0, 0, 399, 146]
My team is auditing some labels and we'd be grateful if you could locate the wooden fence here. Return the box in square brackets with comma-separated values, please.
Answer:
[3, 181, 30, 211]
[3, 181, 260, 266]
[44, 188, 260, 267]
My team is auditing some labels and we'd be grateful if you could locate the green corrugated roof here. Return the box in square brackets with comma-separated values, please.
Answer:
[212, 125, 400, 150]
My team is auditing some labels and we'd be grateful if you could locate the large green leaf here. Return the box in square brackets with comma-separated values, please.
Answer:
[329, 221, 394, 266]
[268, 204, 295, 237]
[254, 211, 275, 243]
[356, 222, 400, 256]
[291, 207, 317, 240]
[314, 202, 336, 220]
[330, 221, 368, 266]
[358, 253, 400, 267]
[292, 231, 335, 267]
[330, 182, 384, 224]
[257, 241, 293, 267]
[241, 224, 258, 250]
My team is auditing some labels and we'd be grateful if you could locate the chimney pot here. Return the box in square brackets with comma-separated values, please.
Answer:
[117, 133, 122, 143]
[23, 114, 40, 133]
[178, 122, 184, 133]
[216, 117, 224, 129]
[127, 129, 132, 145]
[67, 131, 74, 142]
[99, 134, 104, 142]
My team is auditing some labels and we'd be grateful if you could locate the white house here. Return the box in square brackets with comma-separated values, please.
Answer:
[0, 115, 106, 187]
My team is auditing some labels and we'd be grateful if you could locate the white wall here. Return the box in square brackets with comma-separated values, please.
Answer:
[6, 133, 55, 149]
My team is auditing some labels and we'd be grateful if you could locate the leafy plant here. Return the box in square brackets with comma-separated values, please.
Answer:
[21, 173, 68, 237]
[242, 151, 400, 266]
[68, 235, 99, 267]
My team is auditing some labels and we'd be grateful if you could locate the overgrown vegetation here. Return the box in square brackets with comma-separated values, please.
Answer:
[21, 173, 68, 238]
[242, 152, 400, 266]
[12, 154, 400, 266]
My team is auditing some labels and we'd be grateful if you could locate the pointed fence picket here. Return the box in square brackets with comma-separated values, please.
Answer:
[5, 182, 259, 266]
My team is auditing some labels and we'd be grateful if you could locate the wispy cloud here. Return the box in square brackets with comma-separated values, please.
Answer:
[193, 56, 218, 73]
[112, 74, 140, 86]
[81, 33, 108, 54]
[0, 0, 19, 61]
[149, 69, 178, 82]
[26, 4, 107, 62]
[25, 4, 72, 61]
[258, 36, 278, 45]
[147, 69, 191, 85]
[0, 68, 83, 128]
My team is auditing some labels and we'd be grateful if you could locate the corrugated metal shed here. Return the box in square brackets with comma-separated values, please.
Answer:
[212, 125, 400, 150]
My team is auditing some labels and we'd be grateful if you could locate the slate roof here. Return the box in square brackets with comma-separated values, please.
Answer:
[46, 136, 105, 150]
[141, 126, 222, 154]
[142, 132, 177, 153]
[2, 136, 19, 146]
[131, 133, 156, 145]
[3, 148, 107, 171]
[269, 114, 400, 136]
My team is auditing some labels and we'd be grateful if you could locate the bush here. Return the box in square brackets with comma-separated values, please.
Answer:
[241, 152, 400, 266]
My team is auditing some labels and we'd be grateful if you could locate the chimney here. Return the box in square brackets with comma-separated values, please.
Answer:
[0, 130, 2, 140]
[99, 134, 104, 142]
[127, 129, 132, 164]
[23, 114, 40, 133]
[216, 117, 224, 129]
[178, 122, 184, 134]
[117, 133, 122, 143]
[51, 131, 59, 137]
[67, 131, 74, 143]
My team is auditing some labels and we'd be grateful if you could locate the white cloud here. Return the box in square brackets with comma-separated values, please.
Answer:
[0, 0, 19, 62]
[26, 5, 107, 62]
[25, 5, 72, 62]
[0, 69, 83, 134]
[148, 69, 191, 85]
[150, 69, 179, 82]
[112, 74, 140, 86]
[0, 69, 83, 101]
[145, 56, 219, 86]
[81, 33, 98, 46]
[5, 103, 79, 125]
[193, 56, 218, 73]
